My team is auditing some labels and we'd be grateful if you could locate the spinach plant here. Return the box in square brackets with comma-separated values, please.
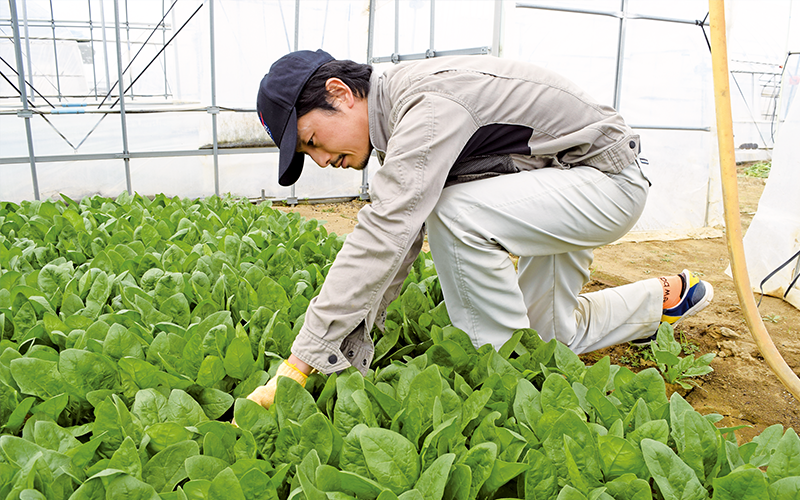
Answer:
[0, 193, 798, 500]
[651, 322, 716, 389]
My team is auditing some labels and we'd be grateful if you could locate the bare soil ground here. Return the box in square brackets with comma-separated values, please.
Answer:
[276, 165, 800, 444]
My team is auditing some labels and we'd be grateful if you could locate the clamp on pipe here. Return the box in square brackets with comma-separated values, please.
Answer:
[709, 0, 800, 400]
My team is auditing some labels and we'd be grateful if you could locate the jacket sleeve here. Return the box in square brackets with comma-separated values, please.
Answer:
[373, 223, 426, 332]
[290, 93, 479, 374]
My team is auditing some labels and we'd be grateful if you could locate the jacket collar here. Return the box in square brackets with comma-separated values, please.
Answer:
[367, 71, 390, 163]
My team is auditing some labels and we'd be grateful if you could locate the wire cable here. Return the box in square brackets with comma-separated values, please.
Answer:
[0, 55, 56, 108]
[0, 69, 78, 149]
[698, 11, 770, 156]
[96, 0, 180, 108]
[74, 2, 204, 150]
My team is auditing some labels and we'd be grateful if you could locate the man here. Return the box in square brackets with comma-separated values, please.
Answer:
[246, 49, 713, 405]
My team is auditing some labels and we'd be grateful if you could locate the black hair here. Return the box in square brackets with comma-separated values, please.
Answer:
[296, 59, 373, 118]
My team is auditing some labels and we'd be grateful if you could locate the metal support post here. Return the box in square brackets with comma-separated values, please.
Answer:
[367, 0, 375, 64]
[99, 0, 112, 93]
[492, 0, 503, 57]
[612, 0, 628, 111]
[88, 0, 98, 98]
[48, 0, 62, 101]
[9, 0, 40, 200]
[162, 0, 168, 99]
[360, 0, 377, 201]
[393, 0, 399, 62]
[209, 0, 220, 196]
[171, 5, 181, 101]
[287, 0, 300, 205]
[21, 0, 34, 103]
[429, 0, 435, 56]
[125, 0, 134, 98]
[113, 0, 133, 195]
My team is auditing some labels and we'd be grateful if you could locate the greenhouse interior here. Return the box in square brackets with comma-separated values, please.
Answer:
[1, 1, 800, 499]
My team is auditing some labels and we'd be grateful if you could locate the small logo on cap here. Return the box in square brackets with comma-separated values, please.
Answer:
[258, 112, 274, 142]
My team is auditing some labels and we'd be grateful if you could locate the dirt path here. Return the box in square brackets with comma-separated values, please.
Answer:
[276, 166, 800, 444]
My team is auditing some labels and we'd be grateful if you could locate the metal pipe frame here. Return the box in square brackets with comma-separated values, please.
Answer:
[21, 0, 33, 103]
[125, 0, 133, 98]
[429, 0, 435, 55]
[162, 0, 168, 99]
[370, 46, 490, 64]
[630, 125, 711, 132]
[393, 0, 399, 59]
[1, 0, 719, 205]
[517, 0, 717, 232]
[209, 0, 220, 197]
[612, 0, 627, 110]
[8, 0, 39, 200]
[491, 0, 502, 57]
[48, 0, 61, 101]
[287, 0, 300, 206]
[99, 0, 111, 94]
[0, 147, 280, 166]
[0, 18, 172, 31]
[515, 1, 714, 132]
[112, 0, 132, 194]
[515, 3, 709, 26]
[88, 0, 98, 98]
[361, 0, 376, 201]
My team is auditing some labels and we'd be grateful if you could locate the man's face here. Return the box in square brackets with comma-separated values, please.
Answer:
[296, 78, 371, 171]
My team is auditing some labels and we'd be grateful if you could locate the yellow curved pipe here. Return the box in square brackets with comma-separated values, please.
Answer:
[709, 0, 800, 400]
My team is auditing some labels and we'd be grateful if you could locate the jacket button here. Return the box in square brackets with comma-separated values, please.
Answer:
[629, 140, 636, 149]
[328, 355, 338, 364]
[347, 350, 354, 357]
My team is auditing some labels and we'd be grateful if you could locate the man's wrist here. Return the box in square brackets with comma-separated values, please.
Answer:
[286, 354, 314, 376]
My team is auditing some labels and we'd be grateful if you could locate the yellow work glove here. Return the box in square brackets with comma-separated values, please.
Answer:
[246, 360, 308, 409]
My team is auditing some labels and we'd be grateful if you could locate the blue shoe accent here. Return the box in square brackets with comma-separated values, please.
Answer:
[661, 269, 714, 326]
[631, 270, 713, 346]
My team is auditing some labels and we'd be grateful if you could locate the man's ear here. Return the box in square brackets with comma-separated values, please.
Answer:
[325, 78, 355, 108]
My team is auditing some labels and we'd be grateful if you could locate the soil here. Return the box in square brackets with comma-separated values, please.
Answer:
[275, 165, 800, 444]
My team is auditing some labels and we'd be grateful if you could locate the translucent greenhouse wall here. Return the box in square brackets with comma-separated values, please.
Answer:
[740, 94, 800, 310]
[1, 0, 799, 239]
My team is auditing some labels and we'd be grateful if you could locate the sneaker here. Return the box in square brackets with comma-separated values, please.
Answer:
[631, 270, 714, 345]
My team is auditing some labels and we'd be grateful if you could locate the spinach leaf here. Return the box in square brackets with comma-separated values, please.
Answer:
[359, 427, 420, 494]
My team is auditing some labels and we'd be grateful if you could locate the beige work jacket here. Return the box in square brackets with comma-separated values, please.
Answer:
[291, 55, 640, 375]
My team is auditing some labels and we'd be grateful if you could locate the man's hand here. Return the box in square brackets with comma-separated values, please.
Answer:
[232, 360, 309, 426]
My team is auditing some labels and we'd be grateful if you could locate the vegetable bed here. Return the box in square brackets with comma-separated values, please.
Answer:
[0, 193, 799, 499]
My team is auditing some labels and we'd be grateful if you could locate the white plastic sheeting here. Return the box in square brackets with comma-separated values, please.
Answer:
[0, 0, 798, 241]
[740, 96, 800, 310]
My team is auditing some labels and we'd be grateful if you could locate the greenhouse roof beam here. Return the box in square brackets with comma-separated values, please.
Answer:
[370, 46, 490, 65]
[515, 3, 710, 26]
[0, 147, 279, 166]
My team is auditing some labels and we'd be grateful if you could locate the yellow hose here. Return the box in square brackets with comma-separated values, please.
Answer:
[709, 0, 800, 400]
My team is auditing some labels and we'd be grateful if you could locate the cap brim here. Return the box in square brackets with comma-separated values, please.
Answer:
[277, 108, 305, 186]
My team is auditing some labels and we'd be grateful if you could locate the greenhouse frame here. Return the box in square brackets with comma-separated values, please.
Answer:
[1, 0, 798, 238]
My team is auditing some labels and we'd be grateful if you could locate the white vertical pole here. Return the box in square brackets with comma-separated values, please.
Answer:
[209, 0, 220, 196]
[613, 0, 628, 110]
[113, 0, 132, 195]
[9, 0, 39, 200]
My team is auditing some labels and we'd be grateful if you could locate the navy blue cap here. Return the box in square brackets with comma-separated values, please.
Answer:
[257, 49, 335, 186]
